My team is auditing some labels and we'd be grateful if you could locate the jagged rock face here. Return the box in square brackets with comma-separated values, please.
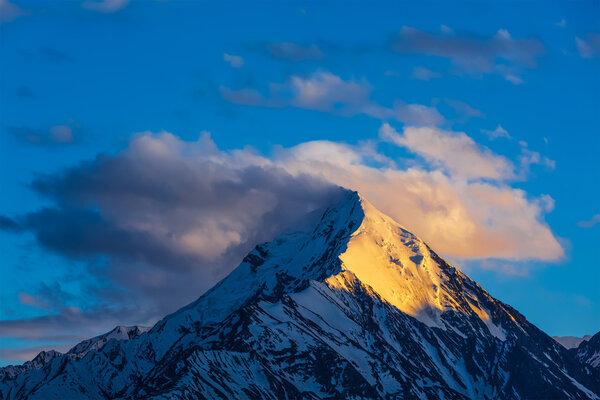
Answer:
[577, 332, 600, 370]
[1, 190, 598, 399]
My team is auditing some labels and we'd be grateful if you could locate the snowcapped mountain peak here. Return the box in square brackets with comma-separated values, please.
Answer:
[335, 194, 450, 326]
[156, 189, 502, 340]
[2, 189, 599, 400]
[67, 325, 150, 358]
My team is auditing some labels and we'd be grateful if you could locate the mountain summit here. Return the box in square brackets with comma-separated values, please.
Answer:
[1, 190, 598, 399]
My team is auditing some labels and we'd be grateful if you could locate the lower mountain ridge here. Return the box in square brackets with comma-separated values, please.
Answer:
[1, 190, 598, 399]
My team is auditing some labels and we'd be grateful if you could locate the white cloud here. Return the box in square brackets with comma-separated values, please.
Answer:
[277, 136, 563, 261]
[223, 53, 244, 68]
[518, 141, 556, 173]
[379, 123, 514, 180]
[222, 71, 444, 126]
[481, 125, 511, 140]
[285, 72, 371, 111]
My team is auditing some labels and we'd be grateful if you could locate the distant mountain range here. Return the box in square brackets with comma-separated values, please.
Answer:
[555, 335, 594, 350]
[1, 190, 598, 399]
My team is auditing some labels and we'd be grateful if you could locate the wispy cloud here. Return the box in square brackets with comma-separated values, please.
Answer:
[7, 122, 80, 147]
[223, 53, 244, 68]
[0, 0, 27, 24]
[82, 0, 129, 13]
[266, 42, 323, 61]
[577, 214, 600, 228]
[518, 141, 556, 174]
[481, 125, 511, 140]
[221, 71, 444, 126]
[391, 27, 545, 83]
[444, 99, 485, 120]
[412, 66, 442, 81]
[575, 34, 600, 58]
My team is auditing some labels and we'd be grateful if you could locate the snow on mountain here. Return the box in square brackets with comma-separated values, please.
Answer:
[577, 332, 600, 369]
[1, 190, 598, 399]
[67, 325, 150, 359]
[0, 350, 63, 381]
[0, 325, 148, 380]
[555, 335, 594, 350]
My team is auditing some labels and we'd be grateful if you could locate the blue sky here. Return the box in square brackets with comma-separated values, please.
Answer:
[0, 0, 599, 366]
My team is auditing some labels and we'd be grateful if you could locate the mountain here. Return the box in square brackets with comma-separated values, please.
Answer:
[1, 190, 598, 399]
[0, 350, 63, 381]
[66, 325, 150, 359]
[0, 326, 148, 381]
[555, 335, 594, 350]
[577, 332, 600, 370]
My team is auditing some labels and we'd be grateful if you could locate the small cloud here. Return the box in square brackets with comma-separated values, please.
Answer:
[504, 74, 524, 85]
[49, 125, 74, 143]
[392, 102, 445, 126]
[82, 0, 129, 13]
[577, 214, 600, 228]
[440, 25, 454, 35]
[267, 42, 323, 62]
[7, 122, 80, 147]
[481, 124, 511, 140]
[412, 66, 442, 81]
[18, 292, 41, 308]
[518, 142, 555, 175]
[223, 53, 244, 68]
[556, 19, 566, 28]
[0, 0, 27, 24]
[576, 34, 600, 58]
[445, 99, 485, 119]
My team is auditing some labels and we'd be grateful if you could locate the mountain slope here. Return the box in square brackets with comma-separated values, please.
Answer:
[1, 190, 598, 399]
[0, 325, 148, 381]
